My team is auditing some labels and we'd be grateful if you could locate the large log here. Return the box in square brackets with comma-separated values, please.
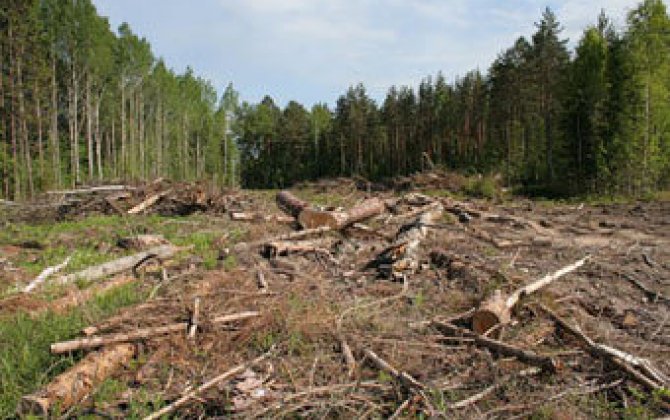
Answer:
[51, 311, 260, 353]
[298, 198, 385, 230]
[276, 190, 309, 218]
[472, 256, 589, 335]
[57, 245, 182, 285]
[18, 344, 135, 417]
[127, 189, 171, 215]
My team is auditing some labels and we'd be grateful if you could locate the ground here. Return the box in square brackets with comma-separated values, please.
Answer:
[0, 178, 668, 419]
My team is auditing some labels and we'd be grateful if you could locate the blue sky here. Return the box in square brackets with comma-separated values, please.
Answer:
[93, 0, 641, 107]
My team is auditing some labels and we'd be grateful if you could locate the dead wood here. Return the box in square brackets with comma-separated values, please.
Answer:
[143, 350, 273, 420]
[538, 304, 669, 391]
[127, 189, 171, 214]
[22, 255, 72, 293]
[18, 344, 135, 417]
[46, 185, 135, 195]
[276, 190, 309, 218]
[298, 198, 386, 230]
[434, 321, 559, 372]
[256, 269, 269, 293]
[46, 276, 136, 315]
[364, 349, 425, 390]
[263, 240, 333, 259]
[472, 256, 589, 334]
[51, 311, 260, 354]
[374, 205, 444, 278]
[57, 245, 184, 285]
[188, 297, 201, 339]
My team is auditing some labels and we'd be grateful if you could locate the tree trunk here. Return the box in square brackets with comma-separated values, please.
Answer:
[35, 80, 44, 186]
[86, 74, 93, 180]
[72, 62, 79, 186]
[17, 45, 34, 197]
[8, 22, 20, 199]
[276, 190, 309, 218]
[50, 52, 60, 187]
[120, 84, 126, 176]
[95, 95, 102, 180]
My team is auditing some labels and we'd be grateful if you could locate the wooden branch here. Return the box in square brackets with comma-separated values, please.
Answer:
[472, 256, 589, 334]
[23, 255, 72, 293]
[256, 269, 269, 293]
[51, 311, 260, 354]
[18, 344, 135, 417]
[57, 245, 183, 285]
[538, 304, 669, 390]
[364, 349, 425, 390]
[276, 190, 309, 218]
[143, 351, 273, 420]
[338, 333, 356, 378]
[127, 189, 171, 214]
[435, 321, 558, 372]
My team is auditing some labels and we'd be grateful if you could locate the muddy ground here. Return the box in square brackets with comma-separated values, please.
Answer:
[0, 179, 669, 419]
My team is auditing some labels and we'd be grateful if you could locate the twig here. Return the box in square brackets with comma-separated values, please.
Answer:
[188, 297, 200, 339]
[143, 350, 273, 420]
[364, 349, 425, 390]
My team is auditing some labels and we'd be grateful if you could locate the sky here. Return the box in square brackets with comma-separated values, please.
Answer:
[92, 0, 642, 107]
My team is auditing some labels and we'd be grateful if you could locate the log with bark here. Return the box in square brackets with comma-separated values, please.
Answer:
[117, 234, 169, 250]
[472, 256, 589, 335]
[51, 311, 260, 353]
[230, 212, 294, 224]
[46, 185, 135, 195]
[298, 198, 386, 230]
[57, 244, 184, 285]
[18, 344, 135, 417]
[374, 205, 444, 278]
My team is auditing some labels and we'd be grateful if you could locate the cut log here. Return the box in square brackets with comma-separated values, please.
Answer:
[57, 245, 183, 285]
[298, 198, 386, 230]
[375, 205, 444, 278]
[46, 276, 136, 315]
[127, 189, 171, 215]
[51, 311, 260, 353]
[472, 256, 589, 335]
[18, 344, 135, 417]
[23, 256, 72, 293]
[276, 190, 309, 218]
[263, 240, 333, 258]
[46, 185, 135, 195]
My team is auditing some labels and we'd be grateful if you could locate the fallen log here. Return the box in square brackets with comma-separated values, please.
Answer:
[276, 190, 309, 218]
[117, 234, 169, 250]
[472, 256, 589, 335]
[46, 276, 136, 315]
[263, 240, 333, 258]
[364, 349, 425, 390]
[57, 245, 183, 285]
[51, 311, 260, 353]
[375, 205, 444, 278]
[298, 198, 386, 230]
[127, 189, 171, 215]
[23, 256, 72, 293]
[46, 185, 135, 195]
[143, 350, 273, 420]
[18, 344, 135, 417]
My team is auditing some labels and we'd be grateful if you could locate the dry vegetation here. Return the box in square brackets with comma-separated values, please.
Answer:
[1, 175, 669, 419]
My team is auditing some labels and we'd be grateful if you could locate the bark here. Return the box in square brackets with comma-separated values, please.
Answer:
[298, 198, 385, 230]
[121, 84, 126, 176]
[473, 256, 589, 334]
[19, 344, 136, 417]
[34, 80, 44, 183]
[57, 244, 182, 285]
[50, 51, 60, 187]
[95, 95, 102, 180]
[86, 74, 93, 180]
[17, 46, 34, 197]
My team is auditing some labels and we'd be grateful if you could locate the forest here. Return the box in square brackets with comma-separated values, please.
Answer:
[1, 0, 670, 198]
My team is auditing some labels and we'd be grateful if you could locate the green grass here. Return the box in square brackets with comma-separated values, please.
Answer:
[0, 283, 145, 418]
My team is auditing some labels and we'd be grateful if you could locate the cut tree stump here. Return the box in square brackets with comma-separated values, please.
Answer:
[472, 256, 589, 335]
[57, 245, 183, 285]
[18, 344, 135, 417]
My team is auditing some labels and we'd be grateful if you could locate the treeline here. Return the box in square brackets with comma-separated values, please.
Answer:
[2, 1, 670, 199]
[235, 1, 670, 196]
[0, 0, 238, 200]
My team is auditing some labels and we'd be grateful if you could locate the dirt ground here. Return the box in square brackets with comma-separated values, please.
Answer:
[1, 179, 669, 419]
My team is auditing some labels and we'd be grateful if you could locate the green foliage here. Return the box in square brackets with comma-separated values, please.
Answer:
[464, 176, 497, 199]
